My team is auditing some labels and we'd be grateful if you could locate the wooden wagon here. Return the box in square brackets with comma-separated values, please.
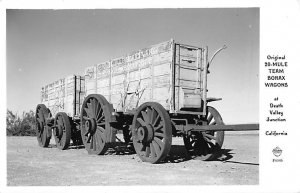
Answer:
[35, 39, 259, 163]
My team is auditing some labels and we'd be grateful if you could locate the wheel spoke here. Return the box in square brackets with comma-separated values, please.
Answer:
[154, 124, 163, 132]
[153, 115, 161, 127]
[203, 133, 217, 140]
[154, 137, 164, 149]
[99, 131, 105, 143]
[84, 129, 89, 136]
[149, 108, 154, 124]
[145, 146, 150, 157]
[97, 115, 104, 123]
[82, 116, 89, 120]
[141, 111, 149, 124]
[152, 140, 161, 155]
[137, 118, 147, 127]
[210, 121, 216, 125]
[203, 136, 211, 143]
[93, 134, 97, 151]
[97, 126, 105, 133]
[150, 143, 156, 158]
[141, 143, 146, 152]
[207, 113, 213, 124]
[154, 132, 164, 138]
[90, 135, 94, 150]
[87, 134, 92, 143]
[91, 99, 97, 118]
[146, 107, 152, 123]
[84, 107, 93, 118]
[96, 108, 103, 121]
[190, 139, 196, 145]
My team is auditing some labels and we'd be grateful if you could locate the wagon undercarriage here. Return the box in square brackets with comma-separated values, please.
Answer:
[35, 97, 259, 164]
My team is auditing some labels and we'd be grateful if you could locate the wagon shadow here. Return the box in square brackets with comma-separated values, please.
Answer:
[68, 144, 85, 149]
[105, 142, 136, 155]
[162, 145, 193, 163]
[163, 147, 235, 163]
[210, 149, 234, 161]
[48, 144, 86, 149]
[163, 148, 235, 163]
[212, 149, 259, 166]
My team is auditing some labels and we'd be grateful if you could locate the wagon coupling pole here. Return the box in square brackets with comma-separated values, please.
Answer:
[176, 123, 259, 133]
[207, 45, 227, 72]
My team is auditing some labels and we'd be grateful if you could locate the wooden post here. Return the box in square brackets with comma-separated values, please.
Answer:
[74, 75, 77, 117]
[202, 47, 208, 116]
[170, 39, 175, 112]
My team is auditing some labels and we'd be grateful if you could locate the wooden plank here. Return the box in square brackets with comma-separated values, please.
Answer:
[153, 63, 171, 76]
[183, 94, 202, 107]
[97, 78, 110, 88]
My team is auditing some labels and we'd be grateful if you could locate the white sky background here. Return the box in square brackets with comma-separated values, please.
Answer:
[6, 8, 259, 124]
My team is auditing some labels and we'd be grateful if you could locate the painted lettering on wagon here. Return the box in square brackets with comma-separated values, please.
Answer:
[126, 40, 172, 62]
[85, 67, 95, 79]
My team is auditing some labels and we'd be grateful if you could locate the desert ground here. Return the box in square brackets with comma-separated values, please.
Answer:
[7, 132, 258, 186]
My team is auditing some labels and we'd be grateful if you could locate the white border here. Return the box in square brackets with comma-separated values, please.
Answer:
[2, 0, 300, 192]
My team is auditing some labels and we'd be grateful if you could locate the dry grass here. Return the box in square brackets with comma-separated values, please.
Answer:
[6, 109, 36, 136]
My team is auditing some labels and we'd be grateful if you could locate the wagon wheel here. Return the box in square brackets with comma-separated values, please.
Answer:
[53, 112, 71, 150]
[81, 94, 110, 155]
[183, 106, 225, 161]
[35, 104, 52, 147]
[132, 102, 172, 164]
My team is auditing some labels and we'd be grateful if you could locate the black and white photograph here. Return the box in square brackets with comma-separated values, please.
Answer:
[2, 0, 300, 192]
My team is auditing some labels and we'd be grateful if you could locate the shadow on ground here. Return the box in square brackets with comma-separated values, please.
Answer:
[49, 142, 258, 165]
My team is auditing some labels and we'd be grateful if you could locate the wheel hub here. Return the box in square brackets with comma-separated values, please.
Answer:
[137, 124, 154, 143]
[85, 118, 97, 134]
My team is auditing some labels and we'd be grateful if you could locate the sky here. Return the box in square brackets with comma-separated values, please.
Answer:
[6, 8, 259, 124]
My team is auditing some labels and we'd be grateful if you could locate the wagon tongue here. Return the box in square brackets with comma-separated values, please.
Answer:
[190, 124, 259, 132]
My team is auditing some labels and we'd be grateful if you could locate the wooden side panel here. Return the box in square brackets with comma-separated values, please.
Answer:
[41, 75, 85, 118]
[86, 40, 173, 112]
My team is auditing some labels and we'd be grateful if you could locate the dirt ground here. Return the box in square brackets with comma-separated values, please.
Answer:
[7, 132, 258, 186]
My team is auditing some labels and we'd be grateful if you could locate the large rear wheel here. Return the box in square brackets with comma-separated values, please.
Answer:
[80, 94, 114, 155]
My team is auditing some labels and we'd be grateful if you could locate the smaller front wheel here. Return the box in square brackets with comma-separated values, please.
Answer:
[183, 106, 225, 160]
[53, 112, 71, 150]
[132, 102, 172, 164]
